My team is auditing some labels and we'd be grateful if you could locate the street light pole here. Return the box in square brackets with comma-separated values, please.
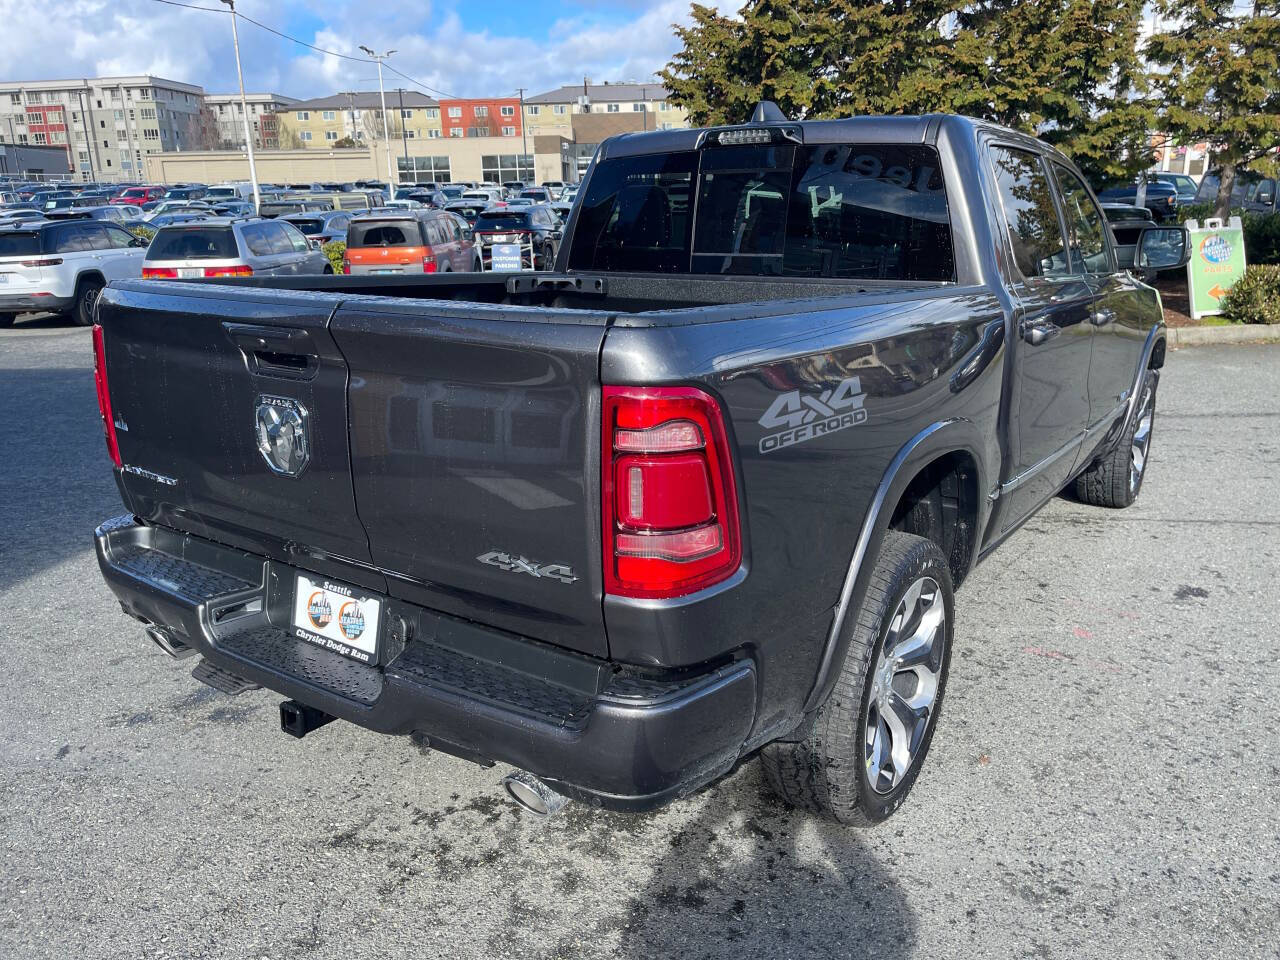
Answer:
[516, 87, 529, 183]
[220, 0, 261, 213]
[360, 46, 397, 187]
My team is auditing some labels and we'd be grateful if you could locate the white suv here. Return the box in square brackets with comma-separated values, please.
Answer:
[0, 220, 147, 327]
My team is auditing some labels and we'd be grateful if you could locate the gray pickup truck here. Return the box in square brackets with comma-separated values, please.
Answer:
[92, 110, 1188, 824]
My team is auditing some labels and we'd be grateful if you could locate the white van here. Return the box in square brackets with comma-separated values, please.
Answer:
[205, 183, 255, 201]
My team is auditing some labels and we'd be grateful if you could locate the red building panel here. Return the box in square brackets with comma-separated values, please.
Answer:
[439, 98, 522, 139]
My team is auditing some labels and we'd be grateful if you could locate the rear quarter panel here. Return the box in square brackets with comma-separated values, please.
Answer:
[602, 289, 1007, 739]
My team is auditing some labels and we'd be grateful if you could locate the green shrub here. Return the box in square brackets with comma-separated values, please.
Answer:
[1220, 265, 1280, 325]
[129, 224, 156, 243]
[322, 240, 345, 273]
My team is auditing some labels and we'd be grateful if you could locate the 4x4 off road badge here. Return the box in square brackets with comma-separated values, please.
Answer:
[758, 376, 868, 454]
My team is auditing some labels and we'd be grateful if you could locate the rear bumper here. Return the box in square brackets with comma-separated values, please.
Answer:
[94, 516, 756, 811]
[0, 292, 74, 313]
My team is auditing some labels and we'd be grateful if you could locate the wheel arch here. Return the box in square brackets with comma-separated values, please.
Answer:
[802, 419, 991, 714]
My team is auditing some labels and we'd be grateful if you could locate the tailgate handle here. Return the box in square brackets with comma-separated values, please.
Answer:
[224, 323, 320, 380]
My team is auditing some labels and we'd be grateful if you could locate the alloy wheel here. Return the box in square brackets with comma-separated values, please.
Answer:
[864, 576, 946, 795]
[1130, 384, 1154, 494]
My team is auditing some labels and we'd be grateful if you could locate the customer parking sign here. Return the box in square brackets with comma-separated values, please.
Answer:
[1185, 216, 1248, 320]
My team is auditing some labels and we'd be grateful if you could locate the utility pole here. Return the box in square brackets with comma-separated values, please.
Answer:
[517, 87, 529, 183]
[360, 46, 397, 187]
[220, 0, 261, 212]
[397, 87, 409, 175]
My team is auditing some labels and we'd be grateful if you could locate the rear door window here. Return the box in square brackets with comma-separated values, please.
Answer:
[50, 223, 98, 253]
[279, 222, 310, 253]
[240, 222, 278, 256]
[988, 146, 1072, 280]
[103, 224, 138, 248]
[348, 220, 423, 246]
[146, 227, 238, 260]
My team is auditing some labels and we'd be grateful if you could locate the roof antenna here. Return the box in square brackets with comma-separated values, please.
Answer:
[750, 101, 788, 123]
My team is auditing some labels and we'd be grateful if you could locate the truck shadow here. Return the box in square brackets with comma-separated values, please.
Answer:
[574, 764, 917, 960]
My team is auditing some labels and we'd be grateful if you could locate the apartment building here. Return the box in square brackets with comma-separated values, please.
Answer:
[276, 92, 442, 148]
[0, 75, 204, 180]
[438, 98, 522, 139]
[523, 82, 689, 137]
[202, 93, 299, 150]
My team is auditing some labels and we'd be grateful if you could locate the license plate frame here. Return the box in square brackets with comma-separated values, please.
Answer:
[178, 267, 204, 279]
[291, 574, 381, 664]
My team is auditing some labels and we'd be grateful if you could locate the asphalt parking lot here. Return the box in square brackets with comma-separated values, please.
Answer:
[1, 317, 1276, 960]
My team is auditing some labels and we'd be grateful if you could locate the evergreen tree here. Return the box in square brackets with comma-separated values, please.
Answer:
[1145, 0, 1280, 219]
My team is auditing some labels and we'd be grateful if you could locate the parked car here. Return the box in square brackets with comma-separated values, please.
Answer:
[141, 217, 331, 279]
[1096, 179, 1181, 222]
[111, 186, 166, 207]
[161, 186, 207, 201]
[278, 210, 353, 246]
[519, 187, 554, 203]
[443, 199, 490, 224]
[205, 183, 257, 202]
[209, 200, 256, 218]
[0, 218, 147, 325]
[462, 188, 504, 206]
[91, 111, 1188, 823]
[501, 180, 527, 197]
[147, 211, 215, 228]
[41, 195, 79, 214]
[1152, 173, 1199, 203]
[0, 208, 47, 228]
[342, 209, 479, 274]
[259, 198, 334, 218]
[541, 180, 567, 197]
[549, 201, 574, 223]
[439, 186, 466, 201]
[46, 205, 145, 228]
[473, 204, 562, 270]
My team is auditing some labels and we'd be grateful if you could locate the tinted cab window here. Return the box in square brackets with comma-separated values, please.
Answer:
[989, 146, 1071, 280]
[1052, 163, 1111, 274]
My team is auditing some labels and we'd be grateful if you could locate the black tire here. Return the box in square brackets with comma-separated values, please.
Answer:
[1073, 369, 1157, 508]
[322, 265, 333, 275]
[761, 532, 954, 825]
[0, 314, 15, 329]
[72, 276, 104, 327]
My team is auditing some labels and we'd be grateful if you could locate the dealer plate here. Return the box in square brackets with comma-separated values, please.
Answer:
[178, 267, 204, 278]
[291, 574, 381, 664]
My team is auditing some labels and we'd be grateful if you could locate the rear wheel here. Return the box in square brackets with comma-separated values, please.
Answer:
[0, 314, 14, 329]
[761, 532, 954, 825]
[1073, 370, 1157, 508]
[72, 276, 104, 327]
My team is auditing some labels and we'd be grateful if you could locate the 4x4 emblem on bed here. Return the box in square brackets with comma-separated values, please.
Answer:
[255, 396, 310, 477]
[477, 551, 579, 584]
[758, 376, 868, 454]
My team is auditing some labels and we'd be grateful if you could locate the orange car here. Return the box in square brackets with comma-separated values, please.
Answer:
[342, 210, 481, 275]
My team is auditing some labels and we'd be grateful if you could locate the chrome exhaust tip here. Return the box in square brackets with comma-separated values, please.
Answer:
[145, 625, 196, 660]
[501, 770, 569, 817]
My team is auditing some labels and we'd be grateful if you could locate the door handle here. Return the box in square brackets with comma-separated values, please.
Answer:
[1090, 308, 1116, 327]
[1021, 321, 1060, 346]
[223, 322, 320, 379]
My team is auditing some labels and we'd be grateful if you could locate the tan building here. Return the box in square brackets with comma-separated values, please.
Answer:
[275, 91, 442, 149]
[523, 82, 689, 137]
[202, 93, 298, 150]
[143, 134, 575, 187]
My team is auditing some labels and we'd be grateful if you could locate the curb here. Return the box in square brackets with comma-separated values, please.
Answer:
[1167, 324, 1280, 347]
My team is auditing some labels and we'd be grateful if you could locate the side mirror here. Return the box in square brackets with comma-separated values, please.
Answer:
[1136, 226, 1189, 270]
[463, 228, 474, 242]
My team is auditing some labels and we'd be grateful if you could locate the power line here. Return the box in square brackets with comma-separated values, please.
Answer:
[143, 0, 460, 98]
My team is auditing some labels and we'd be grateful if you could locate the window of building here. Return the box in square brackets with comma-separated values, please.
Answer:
[481, 154, 534, 183]
[526, 105, 540, 115]
[501, 126, 515, 137]
[32, 132, 46, 144]
[8, 93, 20, 104]
[296, 111, 310, 120]
[396, 155, 451, 183]
[427, 129, 441, 138]
[553, 104, 567, 115]
[143, 128, 159, 140]
[474, 105, 488, 117]
[405, 129, 415, 139]
[322, 110, 335, 120]
[300, 130, 313, 141]
[449, 128, 463, 137]
[633, 103, 645, 112]
[139, 89, 151, 100]
[658, 101, 668, 111]
[401, 109, 413, 119]
[607, 103, 620, 113]
[140, 107, 156, 119]
[448, 107, 462, 118]
[28, 91, 42, 103]
[325, 130, 338, 141]
[500, 105, 514, 117]
[426, 107, 439, 119]
[469, 126, 489, 137]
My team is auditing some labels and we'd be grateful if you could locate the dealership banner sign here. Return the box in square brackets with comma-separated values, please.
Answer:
[1185, 216, 1248, 320]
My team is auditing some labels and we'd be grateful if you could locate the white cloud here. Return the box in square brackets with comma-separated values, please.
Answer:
[0, 0, 715, 99]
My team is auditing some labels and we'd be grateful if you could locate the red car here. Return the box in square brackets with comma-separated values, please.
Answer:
[111, 186, 165, 206]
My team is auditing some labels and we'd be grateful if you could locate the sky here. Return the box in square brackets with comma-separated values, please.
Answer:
[0, 0, 713, 101]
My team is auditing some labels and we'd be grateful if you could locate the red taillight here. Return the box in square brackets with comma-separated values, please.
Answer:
[422, 255, 437, 273]
[602, 386, 741, 598]
[341, 257, 351, 275]
[141, 267, 177, 279]
[92, 324, 122, 468]
[19, 258, 63, 268]
[202, 265, 253, 278]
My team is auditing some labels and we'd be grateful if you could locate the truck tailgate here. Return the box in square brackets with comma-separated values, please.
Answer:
[98, 282, 379, 575]
[330, 300, 610, 657]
